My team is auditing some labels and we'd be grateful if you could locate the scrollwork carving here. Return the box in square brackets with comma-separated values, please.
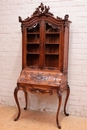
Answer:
[32, 3, 53, 16]
[64, 14, 69, 21]
[19, 16, 22, 22]
[30, 73, 49, 82]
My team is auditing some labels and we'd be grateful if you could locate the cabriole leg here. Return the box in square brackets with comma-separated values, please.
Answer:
[14, 86, 21, 121]
[56, 90, 62, 129]
[64, 84, 70, 116]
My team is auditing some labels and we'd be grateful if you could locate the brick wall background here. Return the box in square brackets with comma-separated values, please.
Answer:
[0, 0, 87, 117]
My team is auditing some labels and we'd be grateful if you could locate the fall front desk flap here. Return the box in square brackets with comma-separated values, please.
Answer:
[17, 66, 67, 88]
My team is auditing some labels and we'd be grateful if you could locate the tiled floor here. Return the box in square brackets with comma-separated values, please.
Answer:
[0, 104, 87, 130]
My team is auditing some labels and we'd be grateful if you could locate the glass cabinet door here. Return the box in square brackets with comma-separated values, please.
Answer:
[44, 22, 61, 70]
[26, 23, 40, 68]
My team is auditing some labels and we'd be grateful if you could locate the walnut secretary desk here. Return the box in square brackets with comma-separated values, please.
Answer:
[14, 3, 71, 129]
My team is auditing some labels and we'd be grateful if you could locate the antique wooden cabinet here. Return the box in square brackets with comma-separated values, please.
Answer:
[14, 3, 71, 129]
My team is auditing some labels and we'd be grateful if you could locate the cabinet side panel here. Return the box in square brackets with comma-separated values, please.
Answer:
[63, 26, 69, 72]
[58, 25, 64, 71]
[22, 27, 27, 69]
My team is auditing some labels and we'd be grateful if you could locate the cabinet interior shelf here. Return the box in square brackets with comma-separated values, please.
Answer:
[27, 52, 39, 54]
[45, 43, 59, 44]
[27, 32, 40, 34]
[45, 53, 59, 55]
[46, 32, 60, 34]
[27, 42, 40, 44]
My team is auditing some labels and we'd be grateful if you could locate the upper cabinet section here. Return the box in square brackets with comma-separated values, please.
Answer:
[19, 3, 71, 71]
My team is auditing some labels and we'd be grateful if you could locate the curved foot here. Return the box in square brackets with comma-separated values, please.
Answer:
[14, 86, 21, 121]
[14, 112, 20, 121]
[64, 84, 70, 116]
[24, 107, 27, 110]
[56, 90, 62, 129]
[57, 125, 61, 129]
[24, 92, 28, 110]
[65, 112, 69, 116]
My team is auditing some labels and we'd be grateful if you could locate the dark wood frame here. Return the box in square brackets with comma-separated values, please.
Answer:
[14, 3, 71, 129]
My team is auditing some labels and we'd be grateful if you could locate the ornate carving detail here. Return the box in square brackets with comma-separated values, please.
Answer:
[45, 22, 60, 33]
[63, 15, 69, 32]
[64, 14, 69, 21]
[29, 88, 47, 94]
[19, 16, 22, 22]
[19, 85, 54, 95]
[17, 67, 63, 87]
[49, 89, 53, 95]
[28, 72, 62, 86]
[27, 23, 39, 32]
[32, 3, 53, 16]
[18, 16, 23, 32]
[21, 24, 23, 33]
[18, 4, 70, 24]
[30, 73, 48, 82]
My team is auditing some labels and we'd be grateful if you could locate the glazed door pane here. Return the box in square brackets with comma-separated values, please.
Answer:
[44, 22, 61, 70]
[26, 23, 40, 68]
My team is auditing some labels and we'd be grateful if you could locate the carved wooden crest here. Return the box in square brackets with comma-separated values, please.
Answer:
[32, 3, 53, 16]
[19, 3, 70, 24]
